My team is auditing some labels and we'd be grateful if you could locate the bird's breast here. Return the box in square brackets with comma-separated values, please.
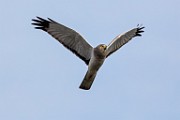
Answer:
[88, 56, 105, 72]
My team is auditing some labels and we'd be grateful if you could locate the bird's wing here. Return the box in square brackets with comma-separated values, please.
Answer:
[106, 26, 145, 57]
[32, 17, 93, 65]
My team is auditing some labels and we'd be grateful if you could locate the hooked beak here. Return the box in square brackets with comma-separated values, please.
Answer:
[103, 45, 107, 50]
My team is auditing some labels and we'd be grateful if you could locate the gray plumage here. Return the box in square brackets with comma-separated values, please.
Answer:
[79, 44, 107, 89]
[32, 17, 145, 90]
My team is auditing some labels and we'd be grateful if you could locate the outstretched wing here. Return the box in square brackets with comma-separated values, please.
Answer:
[106, 26, 145, 57]
[32, 17, 93, 65]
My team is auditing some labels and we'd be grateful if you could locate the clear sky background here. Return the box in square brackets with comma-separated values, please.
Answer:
[0, 0, 180, 120]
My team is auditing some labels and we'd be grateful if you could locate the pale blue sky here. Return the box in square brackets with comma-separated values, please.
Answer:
[0, 0, 180, 120]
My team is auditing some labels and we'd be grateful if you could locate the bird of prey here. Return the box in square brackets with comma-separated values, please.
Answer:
[32, 17, 144, 90]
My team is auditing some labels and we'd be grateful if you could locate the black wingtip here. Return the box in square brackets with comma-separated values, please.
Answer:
[135, 25, 145, 37]
[31, 16, 50, 31]
[137, 24, 145, 29]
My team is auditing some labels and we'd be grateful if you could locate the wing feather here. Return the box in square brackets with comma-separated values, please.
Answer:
[106, 26, 145, 57]
[32, 17, 93, 65]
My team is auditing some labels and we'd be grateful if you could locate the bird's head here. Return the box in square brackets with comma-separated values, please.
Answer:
[94, 44, 107, 58]
[98, 44, 107, 51]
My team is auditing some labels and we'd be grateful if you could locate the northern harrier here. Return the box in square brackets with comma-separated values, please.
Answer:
[32, 17, 145, 90]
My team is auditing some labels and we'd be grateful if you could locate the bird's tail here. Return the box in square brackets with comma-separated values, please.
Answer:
[79, 70, 97, 90]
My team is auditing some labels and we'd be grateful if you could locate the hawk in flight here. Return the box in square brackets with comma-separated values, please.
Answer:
[32, 17, 144, 90]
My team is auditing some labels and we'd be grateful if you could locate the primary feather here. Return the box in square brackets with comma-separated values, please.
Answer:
[32, 17, 93, 65]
